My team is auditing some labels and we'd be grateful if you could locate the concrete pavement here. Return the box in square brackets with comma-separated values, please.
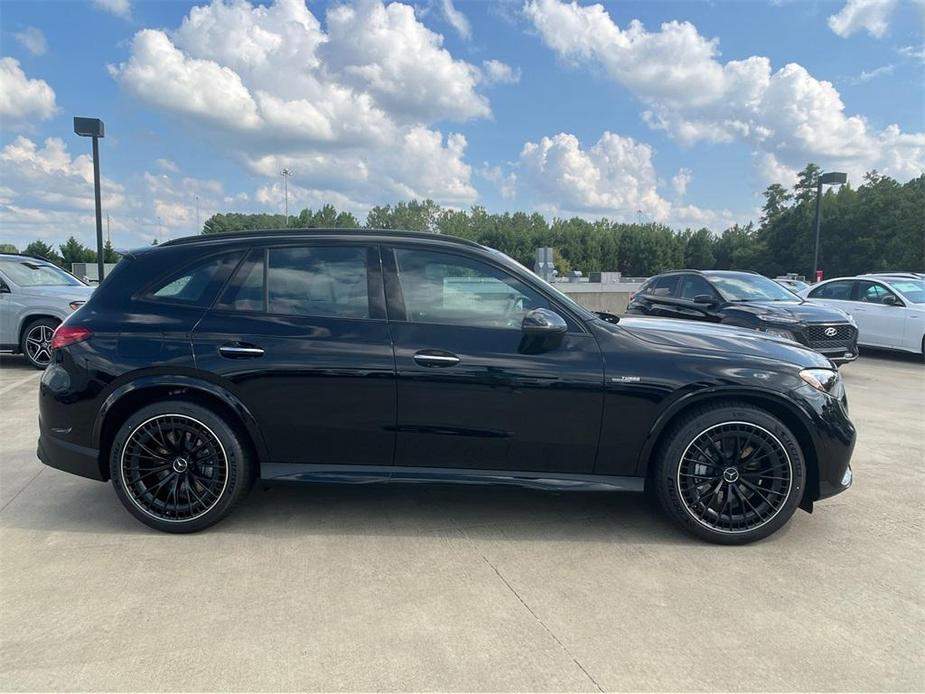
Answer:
[1, 351, 923, 691]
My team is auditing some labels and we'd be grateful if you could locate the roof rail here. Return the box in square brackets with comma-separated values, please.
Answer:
[160, 228, 483, 249]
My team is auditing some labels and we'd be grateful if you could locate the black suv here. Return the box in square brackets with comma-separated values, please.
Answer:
[38, 231, 856, 544]
[626, 270, 859, 364]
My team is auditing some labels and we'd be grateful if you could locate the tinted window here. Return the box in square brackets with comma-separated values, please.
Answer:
[268, 246, 369, 318]
[809, 280, 853, 301]
[218, 250, 265, 312]
[856, 281, 898, 304]
[149, 253, 240, 305]
[887, 279, 925, 303]
[679, 274, 715, 300]
[648, 275, 679, 297]
[706, 274, 795, 301]
[394, 248, 549, 329]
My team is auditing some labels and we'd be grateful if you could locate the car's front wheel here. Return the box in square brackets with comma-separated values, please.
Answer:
[654, 402, 805, 544]
[110, 401, 254, 532]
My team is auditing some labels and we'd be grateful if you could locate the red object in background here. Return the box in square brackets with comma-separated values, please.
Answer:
[815, 270, 824, 282]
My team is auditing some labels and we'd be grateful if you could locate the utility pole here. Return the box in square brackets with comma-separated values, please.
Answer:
[280, 168, 292, 227]
[106, 214, 111, 244]
[811, 171, 848, 281]
[195, 195, 200, 234]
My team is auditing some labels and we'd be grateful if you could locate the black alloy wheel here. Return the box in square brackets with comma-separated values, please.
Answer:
[655, 403, 805, 544]
[110, 401, 254, 532]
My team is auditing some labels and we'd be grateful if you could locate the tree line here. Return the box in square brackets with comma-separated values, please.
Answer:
[7, 164, 923, 278]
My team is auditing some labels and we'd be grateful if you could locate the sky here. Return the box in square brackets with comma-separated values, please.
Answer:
[1, 0, 923, 251]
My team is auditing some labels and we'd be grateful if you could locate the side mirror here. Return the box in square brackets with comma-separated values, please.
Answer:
[0, 284, 9, 294]
[520, 308, 567, 354]
[522, 308, 568, 335]
[882, 294, 902, 307]
[693, 294, 716, 305]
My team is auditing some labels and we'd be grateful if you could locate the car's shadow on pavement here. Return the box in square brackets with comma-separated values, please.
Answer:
[16, 472, 708, 546]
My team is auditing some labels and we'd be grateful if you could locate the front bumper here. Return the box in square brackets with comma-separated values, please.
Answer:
[791, 384, 857, 501]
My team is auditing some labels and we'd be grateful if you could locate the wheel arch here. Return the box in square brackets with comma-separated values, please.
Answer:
[636, 388, 820, 507]
[18, 313, 62, 346]
[93, 375, 268, 481]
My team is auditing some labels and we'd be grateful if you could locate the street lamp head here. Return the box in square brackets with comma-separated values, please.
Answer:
[73, 117, 104, 138]
[820, 171, 847, 185]
[280, 168, 292, 176]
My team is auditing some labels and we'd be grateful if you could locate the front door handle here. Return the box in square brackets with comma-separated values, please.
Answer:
[413, 350, 460, 367]
[219, 343, 265, 358]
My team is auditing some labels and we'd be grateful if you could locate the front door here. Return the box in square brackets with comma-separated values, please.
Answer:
[383, 245, 604, 473]
[852, 281, 906, 348]
[191, 244, 396, 466]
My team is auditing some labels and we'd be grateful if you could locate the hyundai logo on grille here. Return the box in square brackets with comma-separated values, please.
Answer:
[824, 327, 838, 337]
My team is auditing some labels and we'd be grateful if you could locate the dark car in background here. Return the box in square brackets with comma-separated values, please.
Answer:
[626, 270, 859, 365]
[38, 230, 855, 544]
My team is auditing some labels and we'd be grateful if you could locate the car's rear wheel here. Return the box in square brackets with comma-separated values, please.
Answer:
[21, 317, 59, 369]
[110, 401, 254, 532]
[654, 403, 805, 544]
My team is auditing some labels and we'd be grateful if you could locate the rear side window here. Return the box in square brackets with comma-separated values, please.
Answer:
[217, 250, 265, 312]
[809, 280, 853, 300]
[267, 246, 370, 318]
[148, 253, 241, 306]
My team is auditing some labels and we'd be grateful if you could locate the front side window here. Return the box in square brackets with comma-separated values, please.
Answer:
[856, 281, 896, 304]
[808, 280, 854, 301]
[217, 250, 265, 312]
[648, 275, 679, 297]
[268, 246, 369, 318]
[679, 275, 715, 300]
[149, 253, 241, 305]
[394, 248, 549, 329]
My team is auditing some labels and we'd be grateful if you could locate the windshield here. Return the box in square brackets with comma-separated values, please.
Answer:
[482, 246, 597, 320]
[888, 279, 925, 304]
[0, 259, 85, 287]
[707, 274, 797, 302]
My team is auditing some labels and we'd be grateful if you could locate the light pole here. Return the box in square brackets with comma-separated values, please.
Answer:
[73, 117, 105, 282]
[280, 168, 292, 227]
[812, 171, 848, 281]
[195, 195, 200, 234]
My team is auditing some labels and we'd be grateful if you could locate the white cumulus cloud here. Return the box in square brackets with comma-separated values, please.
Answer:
[828, 0, 898, 38]
[524, 0, 924, 185]
[440, 0, 471, 40]
[0, 57, 57, 124]
[481, 59, 521, 85]
[109, 0, 501, 210]
[92, 0, 132, 19]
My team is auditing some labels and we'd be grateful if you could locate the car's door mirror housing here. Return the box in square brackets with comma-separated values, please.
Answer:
[882, 294, 902, 307]
[693, 294, 716, 305]
[0, 283, 10, 294]
[522, 308, 568, 335]
[520, 308, 567, 354]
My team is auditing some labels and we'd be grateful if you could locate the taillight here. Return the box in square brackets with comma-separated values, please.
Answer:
[50, 325, 92, 349]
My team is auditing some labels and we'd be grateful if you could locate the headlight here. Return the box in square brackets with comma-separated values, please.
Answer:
[800, 368, 844, 399]
[758, 314, 800, 324]
[762, 327, 795, 340]
[68, 301, 85, 311]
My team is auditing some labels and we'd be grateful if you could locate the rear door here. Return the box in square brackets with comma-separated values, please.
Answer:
[191, 243, 396, 466]
[383, 244, 604, 473]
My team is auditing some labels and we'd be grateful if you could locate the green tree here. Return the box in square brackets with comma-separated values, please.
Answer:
[0, 243, 18, 254]
[59, 237, 96, 268]
[366, 199, 443, 232]
[22, 240, 64, 266]
[103, 239, 121, 263]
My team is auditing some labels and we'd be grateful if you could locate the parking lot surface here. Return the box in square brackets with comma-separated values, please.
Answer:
[1, 351, 923, 691]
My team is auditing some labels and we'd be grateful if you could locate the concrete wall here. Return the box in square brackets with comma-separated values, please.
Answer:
[556, 282, 639, 314]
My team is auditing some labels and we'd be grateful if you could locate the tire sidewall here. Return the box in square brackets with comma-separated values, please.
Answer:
[656, 404, 806, 545]
[109, 400, 250, 533]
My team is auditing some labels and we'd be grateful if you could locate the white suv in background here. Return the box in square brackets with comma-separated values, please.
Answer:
[800, 274, 925, 356]
[0, 254, 95, 369]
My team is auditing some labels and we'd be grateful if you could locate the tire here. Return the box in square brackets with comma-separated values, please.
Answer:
[653, 402, 805, 545]
[21, 317, 59, 369]
[109, 401, 254, 533]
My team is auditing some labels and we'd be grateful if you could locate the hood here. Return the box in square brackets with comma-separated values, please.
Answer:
[17, 284, 95, 301]
[726, 299, 850, 323]
[615, 316, 832, 368]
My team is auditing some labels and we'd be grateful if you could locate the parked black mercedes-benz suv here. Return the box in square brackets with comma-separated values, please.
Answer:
[38, 230, 855, 544]
[626, 270, 859, 364]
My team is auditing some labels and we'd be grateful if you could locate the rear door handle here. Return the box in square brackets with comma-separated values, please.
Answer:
[413, 350, 460, 367]
[219, 343, 264, 358]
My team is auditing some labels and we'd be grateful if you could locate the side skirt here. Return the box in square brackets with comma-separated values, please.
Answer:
[260, 463, 645, 493]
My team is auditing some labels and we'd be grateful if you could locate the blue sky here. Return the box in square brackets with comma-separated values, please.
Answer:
[1, 0, 923, 250]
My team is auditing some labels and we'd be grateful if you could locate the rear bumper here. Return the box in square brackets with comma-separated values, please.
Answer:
[37, 431, 104, 481]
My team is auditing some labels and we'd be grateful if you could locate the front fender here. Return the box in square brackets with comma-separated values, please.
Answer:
[92, 373, 270, 461]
